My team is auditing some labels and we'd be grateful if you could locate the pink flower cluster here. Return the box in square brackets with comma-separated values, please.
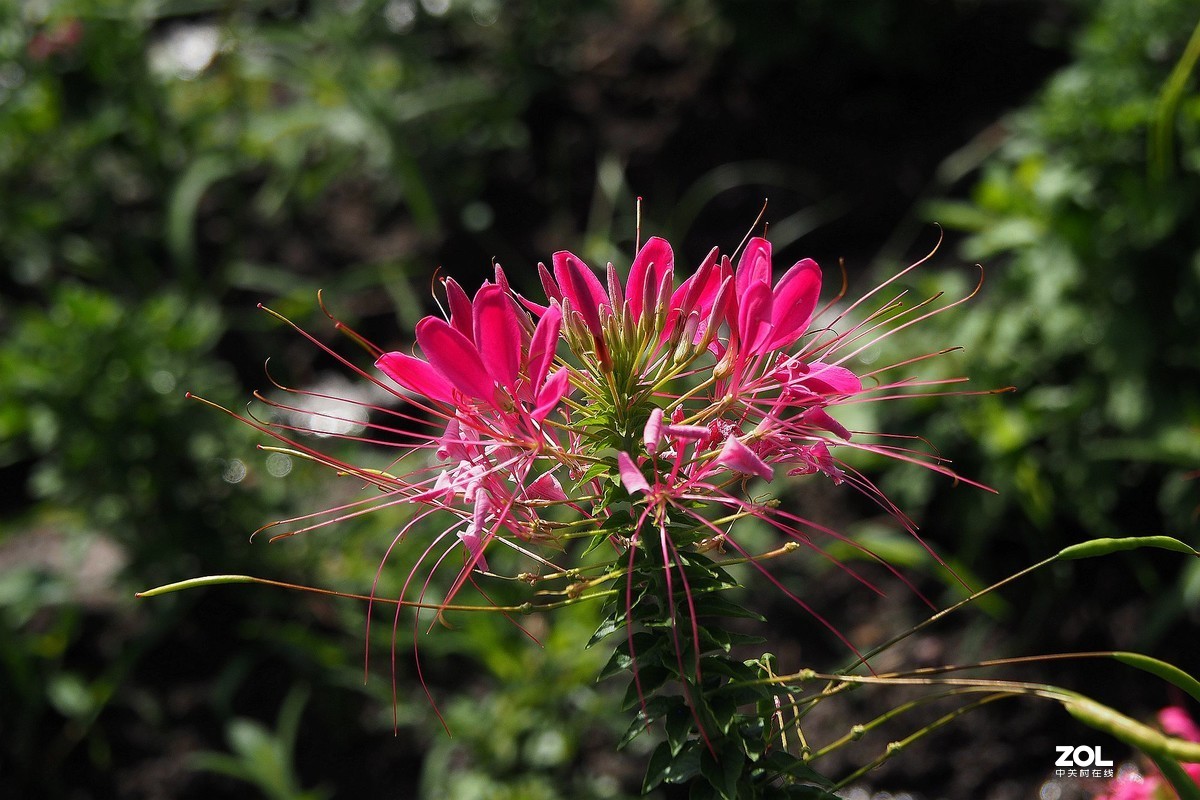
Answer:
[246, 230, 981, 650]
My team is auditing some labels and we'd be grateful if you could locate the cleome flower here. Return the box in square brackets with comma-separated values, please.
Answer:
[194, 224, 998, 714]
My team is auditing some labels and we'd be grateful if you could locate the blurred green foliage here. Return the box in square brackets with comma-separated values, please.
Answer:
[912, 0, 1200, 543]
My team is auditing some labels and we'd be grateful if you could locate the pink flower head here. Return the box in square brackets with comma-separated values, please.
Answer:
[201, 218, 996, 727]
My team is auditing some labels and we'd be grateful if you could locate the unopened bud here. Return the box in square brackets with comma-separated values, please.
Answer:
[606, 262, 624, 313]
[671, 311, 701, 363]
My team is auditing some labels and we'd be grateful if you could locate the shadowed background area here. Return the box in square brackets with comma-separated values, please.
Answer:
[1, 1, 1198, 798]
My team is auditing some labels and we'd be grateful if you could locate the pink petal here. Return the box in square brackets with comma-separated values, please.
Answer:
[714, 434, 773, 481]
[415, 316, 494, 401]
[517, 293, 550, 318]
[1159, 707, 1200, 743]
[532, 366, 570, 422]
[617, 451, 650, 495]
[435, 417, 472, 461]
[804, 408, 852, 440]
[735, 237, 772, 297]
[553, 251, 609, 337]
[493, 263, 511, 294]
[672, 246, 719, 316]
[643, 407, 664, 454]
[766, 258, 821, 350]
[473, 284, 522, 391]
[737, 279, 775, 355]
[460, 492, 491, 572]
[527, 305, 563, 391]
[626, 236, 674, 322]
[803, 363, 862, 395]
[538, 262, 562, 303]
[375, 351, 455, 403]
[665, 423, 710, 441]
[525, 470, 569, 502]
[444, 277, 475, 342]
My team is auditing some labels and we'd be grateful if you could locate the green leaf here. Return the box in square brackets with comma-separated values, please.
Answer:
[690, 593, 766, 622]
[665, 705, 692, 757]
[644, 741, 673, 793]
[709, 693, 740, 735]
[622, 665, 671, 710]
[644, 740, 702, 792]
[700, 742, 745, 800]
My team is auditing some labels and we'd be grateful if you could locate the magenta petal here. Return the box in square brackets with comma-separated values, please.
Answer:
[643, 407, 664, 454]
[444, 277, 475, 342]
[766, 258, 821, 350]
[528, 305, 563, 391]
[525, 470, 569, 502]
[617, 451, 650, 495]
[473, 284, 522, 391]
[1159, 707, 1200, 743]
[805, 408, 852, 440]
[626, 236, 674, 322]
[553, 251, 609, 336]
[538, 262, 562, 303]
[493, 263, 511, 294]
[735, 237, 772, 297]
[737, 279, 774, 355]
[714, 434, 773, 481]
[375, 351, 455, 403]
[461, 493, 491, 572]
[517, 293, 550, 318]
[532, 366, 570, 422]
[415, 316, 494, 401]
[803, 362, 862, 395]
[664, 423, 710, 441]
